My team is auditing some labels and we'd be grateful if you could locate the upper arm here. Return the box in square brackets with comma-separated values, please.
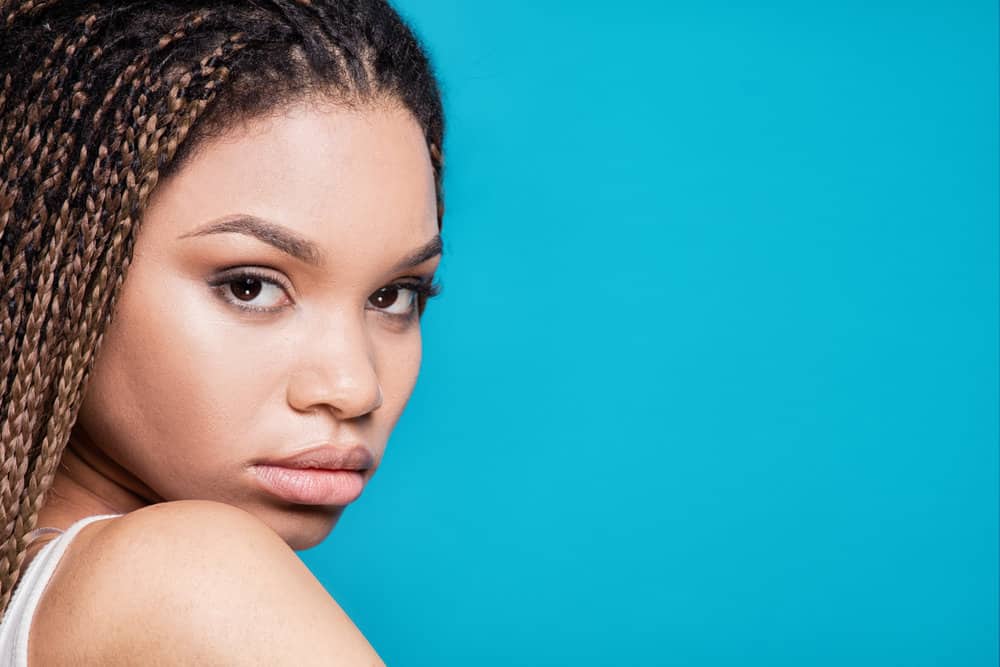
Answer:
[36, 500, 385, 666]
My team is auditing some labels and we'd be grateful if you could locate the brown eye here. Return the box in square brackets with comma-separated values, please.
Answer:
[209, 270, 291, 313]
[367, 284, 422, 318]
[231, 277, 263, 301]
[369, 286, 399, 309]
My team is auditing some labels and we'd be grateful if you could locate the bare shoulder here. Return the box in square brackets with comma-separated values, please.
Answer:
[32, 500, 384, 666]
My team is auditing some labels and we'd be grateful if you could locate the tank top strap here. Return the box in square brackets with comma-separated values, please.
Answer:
[24, 526, 63, 546]
[0, 512, 125, 667]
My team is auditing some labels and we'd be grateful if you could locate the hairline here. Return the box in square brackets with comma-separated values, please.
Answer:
[160, 89, 408, 185]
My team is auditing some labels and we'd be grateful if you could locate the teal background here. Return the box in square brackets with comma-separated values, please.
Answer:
[302, 2, 999, 664]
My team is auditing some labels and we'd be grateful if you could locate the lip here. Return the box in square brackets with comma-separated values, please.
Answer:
[259, 443, 375, 471]
[251, 443, 375, 506]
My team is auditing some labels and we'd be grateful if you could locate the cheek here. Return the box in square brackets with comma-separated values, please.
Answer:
[76, 264, 281, 473]
[373, 325, 423, 424]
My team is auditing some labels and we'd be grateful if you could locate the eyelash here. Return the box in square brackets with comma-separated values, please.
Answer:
[207, 268, 442, 320]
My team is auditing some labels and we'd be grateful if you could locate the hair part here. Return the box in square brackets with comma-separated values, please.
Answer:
[0, 0, 444, 618]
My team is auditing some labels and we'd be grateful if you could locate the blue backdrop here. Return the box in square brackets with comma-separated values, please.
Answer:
[301, 2, 999, 664]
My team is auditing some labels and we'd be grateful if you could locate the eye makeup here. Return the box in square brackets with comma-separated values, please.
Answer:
[205, 268, 441, 320]
[366, 278, 442, 323]
[207, 267, 294, 314]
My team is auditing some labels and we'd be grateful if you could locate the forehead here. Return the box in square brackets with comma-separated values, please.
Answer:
[143, 100, 438, 266]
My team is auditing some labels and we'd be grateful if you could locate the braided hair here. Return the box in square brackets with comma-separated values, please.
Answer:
[0, 0, 445, 618]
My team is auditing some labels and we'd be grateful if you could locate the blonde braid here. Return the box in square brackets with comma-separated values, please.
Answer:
[0, 15, 248, 615]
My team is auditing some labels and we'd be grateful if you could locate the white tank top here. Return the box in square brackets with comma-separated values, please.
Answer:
[0, 513, 123, 666]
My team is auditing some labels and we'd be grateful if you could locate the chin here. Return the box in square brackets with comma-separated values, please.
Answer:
[274, 504, 346, 551]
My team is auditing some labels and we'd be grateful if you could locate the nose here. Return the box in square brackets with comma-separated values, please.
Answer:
[286, 315, 383, 420]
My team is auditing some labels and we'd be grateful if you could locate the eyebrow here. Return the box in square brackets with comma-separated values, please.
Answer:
[177, 214, 323, 265]
[391, 233, 443, 273]
[177, 214, 442, 271]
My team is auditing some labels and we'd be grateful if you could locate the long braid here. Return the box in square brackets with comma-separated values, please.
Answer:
[1, 9, 210, 485]
[0, 22, 250, 612]
[2, 15, 106, 433]
[0, 16, 104, 544]
[6, 32, 255, 595]
[0, 4, 253, 608]
[0, 0, 445, 619]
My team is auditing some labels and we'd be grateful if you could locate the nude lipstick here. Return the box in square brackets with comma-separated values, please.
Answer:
[251, 444, 374, 506]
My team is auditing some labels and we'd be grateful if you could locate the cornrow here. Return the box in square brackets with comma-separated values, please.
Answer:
[0, 0, 444, 619]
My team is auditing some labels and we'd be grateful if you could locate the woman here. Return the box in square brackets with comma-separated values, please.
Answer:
[0, 0, 445, 663]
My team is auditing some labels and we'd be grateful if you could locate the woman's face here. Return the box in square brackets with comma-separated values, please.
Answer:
[73, 100, 440, 549]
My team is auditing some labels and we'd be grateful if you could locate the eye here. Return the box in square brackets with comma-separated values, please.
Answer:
[208, 269, 292, 313]
[367, 284, 419, 317]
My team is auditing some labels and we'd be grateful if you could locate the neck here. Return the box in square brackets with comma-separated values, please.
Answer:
[38, 428, 160, 527]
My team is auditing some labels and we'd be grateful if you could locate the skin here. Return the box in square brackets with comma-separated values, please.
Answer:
[22, 98, 440, 664]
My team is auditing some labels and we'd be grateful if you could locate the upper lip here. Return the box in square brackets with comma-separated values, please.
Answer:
[258, 443, 375, 472]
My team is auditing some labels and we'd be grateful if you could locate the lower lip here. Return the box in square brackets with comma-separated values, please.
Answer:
[250, 465, 365, 505]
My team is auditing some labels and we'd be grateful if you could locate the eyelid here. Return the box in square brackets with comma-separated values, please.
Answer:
[212, 265, 294, 293]
[206, 267, 295, 314]
[365, 277, 442, 322]
[206, 268, 440, 318]
[388, 276, 442, 300]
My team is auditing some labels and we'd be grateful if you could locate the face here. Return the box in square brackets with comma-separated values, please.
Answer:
[73, 100, 440, 549]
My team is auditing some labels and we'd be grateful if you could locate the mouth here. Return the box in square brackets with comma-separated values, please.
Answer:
[250, 443, 375, 506]
[250, 465, 367, 506]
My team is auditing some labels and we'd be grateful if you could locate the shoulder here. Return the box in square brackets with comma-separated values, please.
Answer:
[39, 500, 295, 613]
[62, 499, 283, 557]
[78, 499, 292, 566]
[32, 500, 384, 666]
